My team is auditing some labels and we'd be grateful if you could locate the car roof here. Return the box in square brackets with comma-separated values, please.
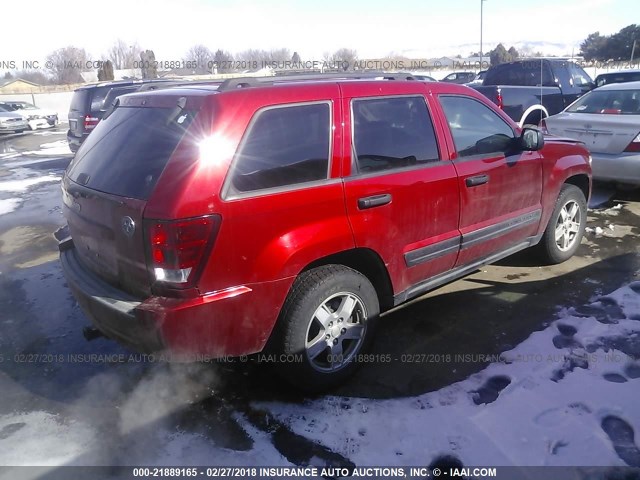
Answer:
[596, 69, 640, 76]
[119, 77, 479, 104]
[595, 80, 640, 91]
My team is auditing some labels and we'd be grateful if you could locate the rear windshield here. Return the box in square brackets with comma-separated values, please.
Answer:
[67, 106, 196, 199]
[484, 61, 554, 86]
[70, 90, 89, 112]
[566, 89, 640, 115]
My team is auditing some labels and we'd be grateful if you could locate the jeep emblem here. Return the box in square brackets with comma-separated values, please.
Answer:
[121, 216, 136, 238]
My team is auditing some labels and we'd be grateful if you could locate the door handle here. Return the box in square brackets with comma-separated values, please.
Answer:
[465, 174, 489, 187]
[358, 193, 392, 210]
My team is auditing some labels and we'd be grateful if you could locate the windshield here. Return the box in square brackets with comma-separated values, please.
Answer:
[566, 88, 640, 115]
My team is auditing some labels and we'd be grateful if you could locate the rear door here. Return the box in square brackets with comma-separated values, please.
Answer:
[63, 103, 199, 297]
[434, 94, 543, 266]
[341, 83, 460, 297]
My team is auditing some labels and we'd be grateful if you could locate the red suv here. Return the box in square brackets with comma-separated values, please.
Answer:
[57, 75, 591, 390]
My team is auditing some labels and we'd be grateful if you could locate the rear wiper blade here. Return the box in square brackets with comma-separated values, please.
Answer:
[166, 97, 187, 126]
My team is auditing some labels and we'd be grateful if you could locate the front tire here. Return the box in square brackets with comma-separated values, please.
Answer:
[271, 265, 379, 392]
[538, 184, 587, 264]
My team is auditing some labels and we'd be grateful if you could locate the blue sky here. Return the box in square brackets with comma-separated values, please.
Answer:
[2, 0, 636, 63]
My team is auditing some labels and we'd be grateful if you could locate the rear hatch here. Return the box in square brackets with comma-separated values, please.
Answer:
[63, 100, 199, 297]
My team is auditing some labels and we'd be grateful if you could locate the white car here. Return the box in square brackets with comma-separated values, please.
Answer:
[0, 101, 58, 130]
[543, 81, 640, 187]
[0, 106, 29, 133]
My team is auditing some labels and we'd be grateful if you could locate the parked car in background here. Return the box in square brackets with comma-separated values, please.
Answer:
[543, 81, 640, 187]
[595, 70, 640, 88]
[471, 59, 595, 127]
[466, 70, 488, 85]
[0, 100, 58, 130]
[409, 73, 437, 82]
[67, 79, 177, 153]
[441, 72, 476, 84]
[57, 74, 591, 391]
[0, 105, 28, 133]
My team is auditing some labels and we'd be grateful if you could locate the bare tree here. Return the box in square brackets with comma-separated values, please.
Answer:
[184, 44, 214, 71]
[45, 46, 89, 84]
[331, 48, 358, 70]
[213, 49, 234, 73]
[268, 48, 291, 62]
[108, 39, 142, 69]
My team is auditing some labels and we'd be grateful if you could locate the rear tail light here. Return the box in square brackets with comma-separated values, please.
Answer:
[624, 132, 640, 152]
[145, 215, 221, 289]
[539, 118, 548, 134]
[83, 115, 99, 131]
[496, 88, 504, 110]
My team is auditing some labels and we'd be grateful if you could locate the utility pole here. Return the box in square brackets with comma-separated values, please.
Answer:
[631, 39, 637, 64]
[480, 0, 487, 70]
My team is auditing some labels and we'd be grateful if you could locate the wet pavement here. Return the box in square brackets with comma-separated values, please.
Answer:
[0, 129, 639, 468]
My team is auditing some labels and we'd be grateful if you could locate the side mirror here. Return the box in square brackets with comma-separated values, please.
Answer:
[580, 82, 595, 93]
[519, 127, 544, 151]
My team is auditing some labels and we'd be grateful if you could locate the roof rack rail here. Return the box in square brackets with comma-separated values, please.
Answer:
[217, 72, 418, 91]
[135, 79, 224, 92]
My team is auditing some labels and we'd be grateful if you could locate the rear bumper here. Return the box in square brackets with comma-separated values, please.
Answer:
[59, 236, 165, 353]
[66, 131, 87, 153]
[0, 122, 27, 132]
[57, 228, 291, 358]
[591, 152, 640, 186]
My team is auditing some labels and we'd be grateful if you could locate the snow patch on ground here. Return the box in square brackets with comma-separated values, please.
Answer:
[0, 175, 61, 193]
[258, 282, 640, 467]
[24, 140, 72, 156]
[0, 198, 22, 215]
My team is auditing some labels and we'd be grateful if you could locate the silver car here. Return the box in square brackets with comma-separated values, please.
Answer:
[543, 81, 640, 187]
[0, 106, 28, 133]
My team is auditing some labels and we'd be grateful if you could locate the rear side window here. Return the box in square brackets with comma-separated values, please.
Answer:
[484, 61, 554, 86]
[67, 106, 196, 199]
[228, 103, 331, 194]
[89, 86, 119, 113]
[440, 96, 515, 157]
[352, 96, 439, 173]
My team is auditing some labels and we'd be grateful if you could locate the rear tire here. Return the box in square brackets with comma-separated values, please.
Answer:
[538, 184, 587, 264]
[270, 265, 379, 392]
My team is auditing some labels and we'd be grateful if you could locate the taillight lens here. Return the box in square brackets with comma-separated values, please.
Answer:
[145, 215, 221, 288]
[539, 118, 549, 134]
[496, 88, 504, 110]
[83, 115, 99, 131]
[624, 132, 640, 152]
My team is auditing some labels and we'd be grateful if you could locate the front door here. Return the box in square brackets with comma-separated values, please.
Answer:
[435, 94, 543, 267]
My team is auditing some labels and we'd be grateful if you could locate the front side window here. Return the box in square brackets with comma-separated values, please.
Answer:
[440, 96, 515, 158]
[351, 96, 440, 173]
[229, 103, 331, 194]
